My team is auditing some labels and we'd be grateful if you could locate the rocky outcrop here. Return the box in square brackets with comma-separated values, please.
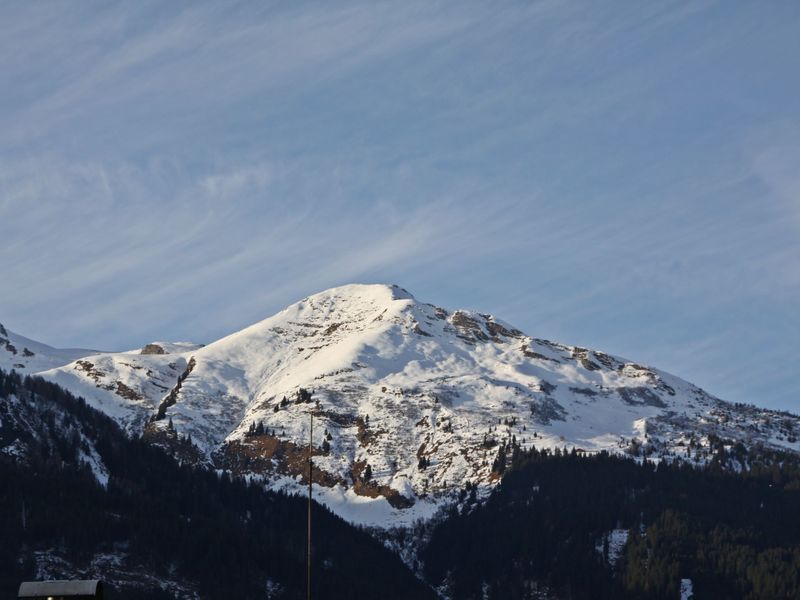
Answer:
[155, 357, 196, 420]
[141, 344, 166, 355]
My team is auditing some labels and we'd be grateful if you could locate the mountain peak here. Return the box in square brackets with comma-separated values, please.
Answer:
[11, 286, 800, 528]
[300, 283, 416, 308]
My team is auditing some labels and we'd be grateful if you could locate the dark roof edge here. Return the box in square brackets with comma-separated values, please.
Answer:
[18, 580, 102, 597]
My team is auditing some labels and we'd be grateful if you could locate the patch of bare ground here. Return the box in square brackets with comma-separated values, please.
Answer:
[221, 427, 414, 508]
[313, 367, 353, 380]
[417, 440, 428, 458]
[413, 323, 432, 337]
[570, 386, 599, 397]
[288, 321, 324, 329]
[288, 321, 324, 337]
[535, 380, 557, 395]
[619, 363, 676, 395]
[485, 320, 523, 342]
[119, 362, 144, 370]
[75, 360, 105, 383]
[534, 338, 570, 354]
[521, 343, 558, 362]
[215, 435, 344, 487]
[451, 311, 489, 342]
[572, 347, 601, 371]
[350, 460, 414, 509]
[356, 416, 386, 447]
[322, 322, 343, 336]
[618, 387, 667, 408]
[114, 381, 143, 402]
[316, 409, 359, 427]
[593, 351, 620, 370]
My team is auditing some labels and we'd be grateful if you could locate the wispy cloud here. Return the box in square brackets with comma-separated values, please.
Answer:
[1, 1, 477, 149]
[1, 1, 798, 410]
[752, 137, 800, 230]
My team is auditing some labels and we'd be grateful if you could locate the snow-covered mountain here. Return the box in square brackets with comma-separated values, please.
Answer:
[5, 284, 799, 527]
[0, 323, 99, 373]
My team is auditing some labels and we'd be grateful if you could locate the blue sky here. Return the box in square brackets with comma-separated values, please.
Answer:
[1, 1, 798, 410]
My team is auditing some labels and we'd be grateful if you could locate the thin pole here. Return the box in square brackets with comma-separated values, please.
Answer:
[307, 409, 313, 600]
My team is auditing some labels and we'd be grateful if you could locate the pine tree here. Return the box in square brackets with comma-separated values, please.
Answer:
[491, 445, 507, 475]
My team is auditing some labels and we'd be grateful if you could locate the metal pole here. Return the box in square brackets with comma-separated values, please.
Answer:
[307, 409, 313, 600]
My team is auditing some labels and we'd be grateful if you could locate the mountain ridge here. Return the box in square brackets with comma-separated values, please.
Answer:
[4, 283, 798, 527]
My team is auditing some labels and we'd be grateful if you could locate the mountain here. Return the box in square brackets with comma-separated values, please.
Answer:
[0, 369, 438, 599]
[7, 284, 799, 527]
[0, 323, 99, 373]
[5, 369, 799, 600]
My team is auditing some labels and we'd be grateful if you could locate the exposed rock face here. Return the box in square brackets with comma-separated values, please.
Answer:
[14, 283, 800, 527]
[141, 344, 166, 355]
[155, 357, 196, 419]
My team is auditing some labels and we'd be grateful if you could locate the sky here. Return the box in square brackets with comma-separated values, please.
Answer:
[1, 1, 798, 411]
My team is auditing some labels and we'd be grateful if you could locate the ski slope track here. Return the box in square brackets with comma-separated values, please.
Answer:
[4, 284, 798, 527]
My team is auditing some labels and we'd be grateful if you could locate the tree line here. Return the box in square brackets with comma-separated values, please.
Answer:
[0, 369, 436, 600]
[423, 443, 800, 599]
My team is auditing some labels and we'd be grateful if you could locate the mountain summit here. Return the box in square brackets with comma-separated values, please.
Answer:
[6, 284, 799, 526]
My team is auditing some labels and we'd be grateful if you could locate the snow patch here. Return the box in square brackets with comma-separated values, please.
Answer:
[596, 528, 629, 567]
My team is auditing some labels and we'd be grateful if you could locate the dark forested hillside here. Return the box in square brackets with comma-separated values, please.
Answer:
[422, 445, 800, 600]
[0, 369, 436, 600]
[5, 367, 800, 600]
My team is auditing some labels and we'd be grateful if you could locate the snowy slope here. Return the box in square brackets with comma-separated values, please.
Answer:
[0, 323, 100, 373]
[18, 284, 800, 527]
